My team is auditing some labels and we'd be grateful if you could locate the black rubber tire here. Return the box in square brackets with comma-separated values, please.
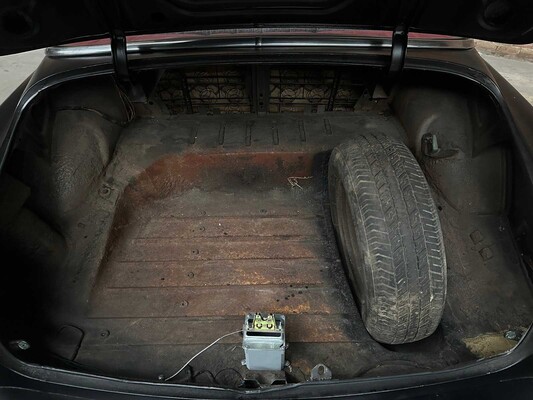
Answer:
[328, 133, 447, 344]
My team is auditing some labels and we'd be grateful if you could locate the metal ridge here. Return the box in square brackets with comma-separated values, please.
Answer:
[46, 35, 474, 58]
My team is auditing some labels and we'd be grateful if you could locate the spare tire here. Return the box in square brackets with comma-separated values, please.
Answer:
[328, 133, 446, 344]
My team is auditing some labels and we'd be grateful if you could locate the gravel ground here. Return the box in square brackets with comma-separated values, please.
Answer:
[0, 48, 531, 105]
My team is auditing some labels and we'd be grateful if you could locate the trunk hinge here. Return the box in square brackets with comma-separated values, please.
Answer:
[110, 30, 145, 101]
[111, 30, 129, 83]
[387, 25, 408, 81]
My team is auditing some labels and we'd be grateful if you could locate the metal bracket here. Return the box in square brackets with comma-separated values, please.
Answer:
[111, 29, 129, 83]
[251, 66, 270, 115]
[387, 25, 408, 81]
[110, 30, 146, 101]
[310, 364, 332, 381]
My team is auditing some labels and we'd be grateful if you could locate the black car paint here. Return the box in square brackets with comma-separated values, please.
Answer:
[1, 0, 533, 56]
[0, 44, 532, 399]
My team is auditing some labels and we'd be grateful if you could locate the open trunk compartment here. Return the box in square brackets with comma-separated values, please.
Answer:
[0, 65, 532, 387]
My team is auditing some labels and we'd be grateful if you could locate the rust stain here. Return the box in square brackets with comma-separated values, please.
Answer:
[123, 151, 315, 206]
[91, 149, 358, 348]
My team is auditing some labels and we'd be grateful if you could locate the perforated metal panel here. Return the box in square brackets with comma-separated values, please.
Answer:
[155, 66, 367, 114]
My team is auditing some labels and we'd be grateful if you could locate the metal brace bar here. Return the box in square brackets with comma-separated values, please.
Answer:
[326, 70, 341, 112]
[252, 66, 270, 115]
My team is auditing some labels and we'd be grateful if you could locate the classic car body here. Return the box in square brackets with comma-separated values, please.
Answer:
[0, 1, 532, 399]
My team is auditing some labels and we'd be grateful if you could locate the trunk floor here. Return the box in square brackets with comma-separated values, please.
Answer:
[82, 187, 380, 382]
[91, 188, 357, 331]
[24, 114, 532, 386]
[69, 182, 531, 386]
[72, 186, 463, 384]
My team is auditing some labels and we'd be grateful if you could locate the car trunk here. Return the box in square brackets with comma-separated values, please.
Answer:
[0, 64, 532, 387]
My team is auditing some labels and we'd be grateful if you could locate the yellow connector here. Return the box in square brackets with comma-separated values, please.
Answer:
[249, 313, 279, 332]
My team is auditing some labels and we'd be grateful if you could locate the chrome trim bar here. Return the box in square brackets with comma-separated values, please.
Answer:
[45, 35, 474, 58]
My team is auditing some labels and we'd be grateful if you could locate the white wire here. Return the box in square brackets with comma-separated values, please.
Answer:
[164, 329, 243, 382]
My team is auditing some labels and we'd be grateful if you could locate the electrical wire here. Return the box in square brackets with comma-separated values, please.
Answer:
[164, 329, 243, 382]
[214, 367, 244, 383]
[192, 369, 217, 384]
[114, 80, 136, 123]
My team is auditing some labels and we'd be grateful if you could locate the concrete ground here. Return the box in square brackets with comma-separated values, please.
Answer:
[0, 49, 44, 104]
[479, 52, 533, 105]
[0, 48, 531, 105]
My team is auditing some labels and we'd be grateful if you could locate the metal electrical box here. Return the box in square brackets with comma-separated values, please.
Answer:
[242, 313, 286, 371]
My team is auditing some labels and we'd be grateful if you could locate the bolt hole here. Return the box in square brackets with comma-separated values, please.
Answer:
[99, 186, 111, 197]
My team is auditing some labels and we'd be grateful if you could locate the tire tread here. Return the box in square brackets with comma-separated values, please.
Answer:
[329, 133, 446, 344]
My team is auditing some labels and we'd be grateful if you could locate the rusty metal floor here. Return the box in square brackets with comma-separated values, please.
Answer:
[92, 191, 352, 317]
[70, 174, 498, 385]
[10, 114, 530, 386]
[81, 181, 374, 381]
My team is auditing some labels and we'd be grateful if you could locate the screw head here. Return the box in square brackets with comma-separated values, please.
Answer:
[17, 340, 30, 350]
[157, 374, 165, 381]
[100, 330, 110, 338]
